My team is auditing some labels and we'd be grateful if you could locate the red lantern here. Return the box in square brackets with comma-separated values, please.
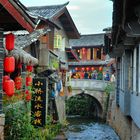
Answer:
[99, 66, 103, 71]
[91, 67, 95, 71]
[82, 67, 85, 71]
[14, 76, 22, 90]
[86, 67, 89, 71]
[5, 33, 15, 51]
[25, 90, 30, 95]
[4, 79, 15, 96]
[4, 56, 15, 73]
[26, 65, 33, 72]
[82, 48, 85, 54]
[26, 94, 31, 101]
[26, 76, 32, 86]
[2, 75, 10, 91]
[75, 67, 78, 71]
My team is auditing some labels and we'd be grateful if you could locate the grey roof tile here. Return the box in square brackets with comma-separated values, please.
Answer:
[28, 2, 68, 19]
[15, 28, 50, 48]
[69, 34, 105, 47]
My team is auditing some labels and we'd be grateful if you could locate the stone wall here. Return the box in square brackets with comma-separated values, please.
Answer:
[55, 96, 66, 124]
[109, 100, 140, 140]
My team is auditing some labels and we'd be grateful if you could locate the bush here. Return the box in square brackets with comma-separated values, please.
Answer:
[4, 103, 62, 140]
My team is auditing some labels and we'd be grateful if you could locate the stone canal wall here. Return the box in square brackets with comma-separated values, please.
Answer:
[108, 100, 140, 140]
[55, 96, 66, 124]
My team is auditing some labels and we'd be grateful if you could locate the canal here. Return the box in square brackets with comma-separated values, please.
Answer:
[65, 117, 120, 140]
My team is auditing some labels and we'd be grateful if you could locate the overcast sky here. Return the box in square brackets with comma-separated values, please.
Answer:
[20, 0, 113, 35]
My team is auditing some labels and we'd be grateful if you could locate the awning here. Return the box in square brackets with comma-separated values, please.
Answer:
[6, 47, 38, 65]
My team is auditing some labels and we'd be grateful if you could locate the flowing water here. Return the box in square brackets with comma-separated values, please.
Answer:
[65, 118, 120, 140]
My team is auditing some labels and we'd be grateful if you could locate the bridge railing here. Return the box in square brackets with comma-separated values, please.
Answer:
[70, 79, 109, 91]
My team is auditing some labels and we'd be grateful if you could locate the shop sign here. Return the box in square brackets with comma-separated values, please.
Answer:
[31, 78, 47, 127]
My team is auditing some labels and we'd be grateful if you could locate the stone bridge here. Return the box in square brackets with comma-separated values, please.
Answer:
[67, 79, 110, 119]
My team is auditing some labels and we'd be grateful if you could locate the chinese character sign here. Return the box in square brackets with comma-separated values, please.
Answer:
[31, 78, 47, 127]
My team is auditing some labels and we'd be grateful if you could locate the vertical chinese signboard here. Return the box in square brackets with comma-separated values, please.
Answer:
[31, 78, 47, 127]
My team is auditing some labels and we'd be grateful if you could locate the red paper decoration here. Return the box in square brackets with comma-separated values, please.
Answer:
[2, 75, 10, 91]
[4, 56, 15, 73]
[14, 76, 22, 90]
[75, 67, 78, 71]
[26, 65, 33, 72]
[91, 67, 95, 71]
[99, 66, 103, 71]
[5, 33, 15, 51]
[4, 79, 15, 96]
[26, 94, 31, 101]
[26, 76, 32, 86]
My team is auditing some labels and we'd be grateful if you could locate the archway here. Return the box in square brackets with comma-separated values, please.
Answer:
[66, 93, 103, 120]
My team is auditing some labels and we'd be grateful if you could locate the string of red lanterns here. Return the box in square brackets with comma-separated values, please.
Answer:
[3, 33, 15, 96]
[74, 66, 103, 71]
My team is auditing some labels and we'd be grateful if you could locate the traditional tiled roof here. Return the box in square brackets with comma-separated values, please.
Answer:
[69, 34, 105, 48]
[28, 2, 80, 39]
[28, 2, 69, 20]
[15, 28, 50, 48]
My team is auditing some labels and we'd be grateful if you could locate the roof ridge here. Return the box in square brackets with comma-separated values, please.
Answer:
[81, 33, 105, 36]
[28, 1, 69, 9]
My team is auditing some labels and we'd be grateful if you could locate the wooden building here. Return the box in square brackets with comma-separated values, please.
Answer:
[105, 0, 140, 139]
[0, 0, 40, 139]
[67, 34, 114, 79]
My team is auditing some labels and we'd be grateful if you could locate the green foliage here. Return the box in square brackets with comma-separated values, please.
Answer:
[105, 82, 115, 95]
[4, 103, 62, 140]
[66, 95, 96, 117]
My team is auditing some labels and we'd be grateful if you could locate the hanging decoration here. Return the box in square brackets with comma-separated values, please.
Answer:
[3, 33, 15, 97]
[26, 65, 33, 72]
[14, 76, 22, 90]
[5, 33, 15, 51]
[25, 90, 31, 101]
[4, 56, 15, 73]
[75, 67, 78, 71]
[4, 79, 15, 96]
[26, 76, 32, 86]
[99, 66, 103, 71]
[91, 67, 94, 71]
[2, 75, 10, 91]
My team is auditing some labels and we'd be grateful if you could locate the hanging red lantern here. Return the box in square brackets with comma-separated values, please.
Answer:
[75, 67, 78, 71]
[4, 56, 15, 73]
[81, 67, 85, 71]
[26, 76, 32, 86]
[25, 90, 30, 95]
[86, 67, 89, 71]
[82, 48, 85, 54]
[2, 75, 10, 91]
[5, 33, 15, 51]
[4, 79, 15, 96]
[99, 66, 103, 71]
[91, 67, 95, 71]
[14, 76, 22, 90]
[26, 65, 33, 72]
[26, 94, 31, 101]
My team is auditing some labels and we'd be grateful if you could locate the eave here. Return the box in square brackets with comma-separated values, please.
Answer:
[51, 7, 80, 39]
[0, 0, 36, 32]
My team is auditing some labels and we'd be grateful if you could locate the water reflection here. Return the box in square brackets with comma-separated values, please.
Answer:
[65, 118, 120, 140]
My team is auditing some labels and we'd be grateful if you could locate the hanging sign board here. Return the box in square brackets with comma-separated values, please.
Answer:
[31, 78, 47, 127]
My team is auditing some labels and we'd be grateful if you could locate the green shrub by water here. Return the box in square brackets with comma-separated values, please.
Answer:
[4, 102, 62, 140]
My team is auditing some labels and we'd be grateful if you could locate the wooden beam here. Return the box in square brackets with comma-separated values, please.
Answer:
[0, 0, 34, 32]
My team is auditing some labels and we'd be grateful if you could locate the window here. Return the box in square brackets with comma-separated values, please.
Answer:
[54, 35, 62, 49]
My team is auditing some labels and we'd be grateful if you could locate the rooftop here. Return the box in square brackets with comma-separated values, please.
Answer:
[28, 2, 69, 20]
[69, 34, 105, 48]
